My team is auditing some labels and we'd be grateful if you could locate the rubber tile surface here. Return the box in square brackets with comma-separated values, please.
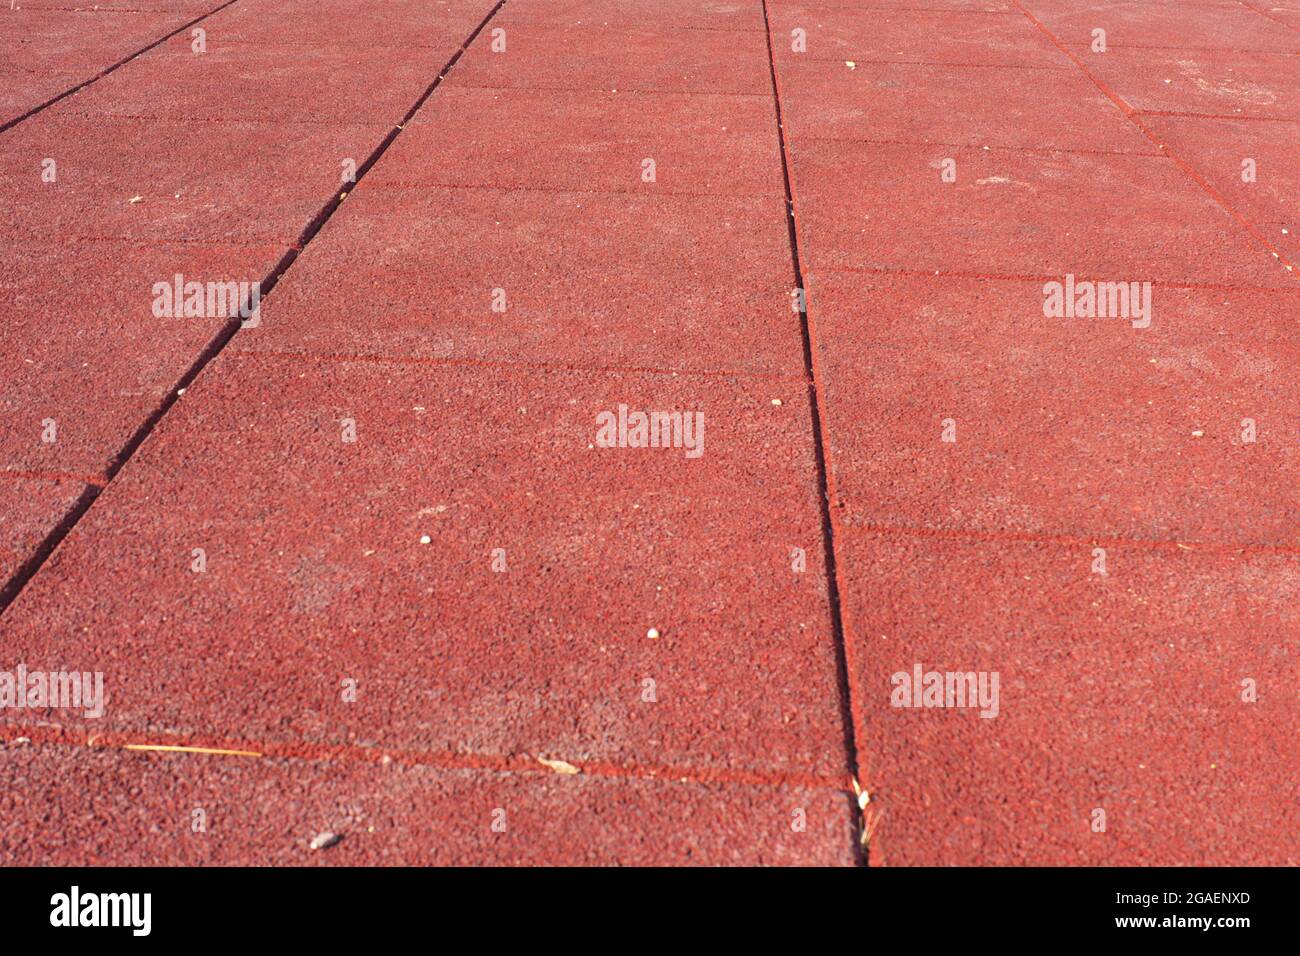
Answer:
[200, 0, 492, 48]
[0, 69, 80, 126]
[0, 351, 851, 782]
[506, 0, 767, 31]
[769, 5, 1065, 66]
[237, 187, 807, 376]
[1254, 2, 1300, 29]
[1142, 114, 1300, 227]
[373, 86, 785, 195]
[0, 477, 88, 596]
[0, 9, 193, 73]
[775, 59, 1156, 153]
[1023, 0, 1299, 54]
[448, 21, 773, 94]
[811, 272, 1300, 545]
[0, 113, 388, 243]
[0, 240, 281, 476]
[15, 0, 217, 8]
[789, 139, 1295, 286]
[1075, 46, 1300, 120]
[1268, 219, 1299, 263]
[0, 745, 855, 865]
[770, 0, 1015, 9]
[840, 532, 1299, 865]
[64, 40, 454, 123]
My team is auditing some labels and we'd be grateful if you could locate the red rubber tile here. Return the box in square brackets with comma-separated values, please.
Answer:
[0, 745, 855, 865]
[0, 476, 87, 593]
[776, 58, 1156, 153]
[0, 240, 280, 476]
[372, 85, 785, 195]
[790, 139, 1296, 286]
[1253, 1, 1300, 29]
[16, 0, 216, 9]
[811, 272, 1300, 545]
[64, 40, 448, 122]
[236, 186, 806, 376]
[0, 351, 850, 782]
[202, 0, 490, 48]
[769, 4, 1065, 66]
[840, 532, 1299, 865]
[0, 113, 386, 243]
[770, 0, 1015, 9]
[1143, 114, 1300, 228]
[1268, 220, 1299, 262]
[0, 68, 79, 125]
[1027, 0, 1298, 54]
[507, 0, 766, 31]
[1077, 46, 1300, 120]
[0, 9, 191, 73]
[448, 21, 773, 94]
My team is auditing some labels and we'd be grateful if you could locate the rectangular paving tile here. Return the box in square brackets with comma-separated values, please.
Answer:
[0, 239, 281, 476]
[840, 531, 1299, 865]
[0, 351, 850, 782]
[16, 0, 216, 9]
[199, 0, 491, 48]
[371, 85, 785, 195]
[769, 4, 1066, 66]
[1256, 2, 1300, 30]
[770, 0, 1016, 10]
[64, 39, 448, 123]
[777, 58, 1156, 152]
[0, 69, 80, 126]
[1026, 0, 1298, 54]
[790, 139, 1295, 286]
[236, 186, 806, 376]
[0, 745, 855, 865]
[1079, 46, 1300, 120]
[0, 476, 88, 597]
[1268, 218, 1299, 265]
[506, 0, 767, 31]
[0, 112, 387, 243]
[1143, 114, 1300, 227]
[0, 9, 192, 73]
[810, 271, 1300, 545]
[448, 21, 773, 94]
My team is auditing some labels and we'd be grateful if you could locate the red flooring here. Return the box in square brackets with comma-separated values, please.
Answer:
[0, 0, 1296, 866]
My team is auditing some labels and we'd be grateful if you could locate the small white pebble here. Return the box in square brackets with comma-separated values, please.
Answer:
[1191, 430, 1204, 437]
[419, 535, 431, 544]
[646, 628, 661, 640]
[771, 398, 782, 406]
[309, 832, 341, 850]
[538, 757, 580, 775]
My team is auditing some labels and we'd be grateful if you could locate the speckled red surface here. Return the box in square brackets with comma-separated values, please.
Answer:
[0, 0, 1296, 865]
